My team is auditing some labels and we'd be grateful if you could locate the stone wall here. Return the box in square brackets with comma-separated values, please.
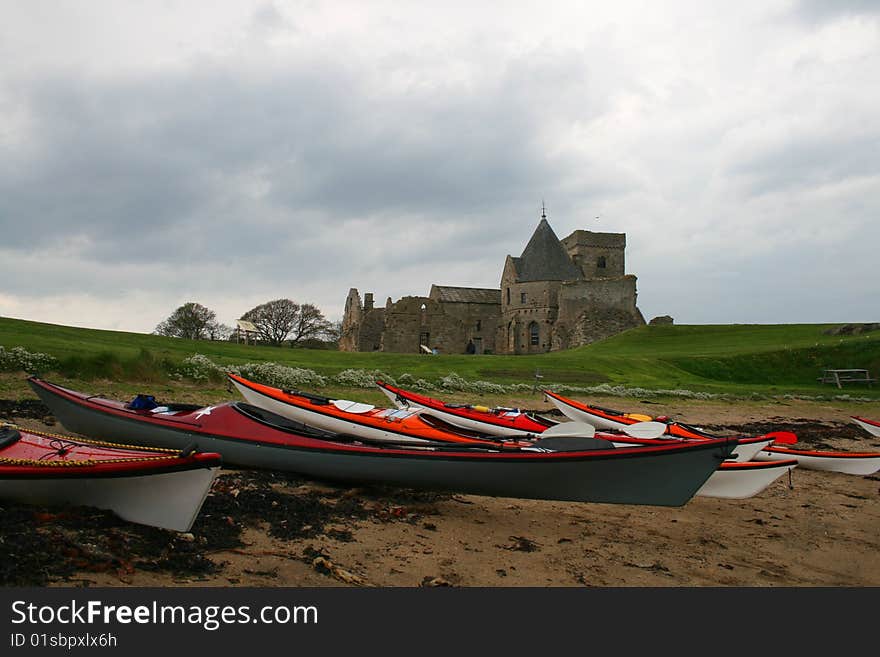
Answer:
[553, 305, 645, 349]
[380, 297, 469, 354]
[551, 276, 645, 348]
[338, 288, 362, 352]
[561, 230, 626, 279]
[357, 308, 386, 351]
[497, 279, 564, 354]
[437, 301, 500, 354]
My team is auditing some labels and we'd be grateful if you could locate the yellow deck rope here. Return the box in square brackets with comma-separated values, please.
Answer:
[0, 423, 187, 468]
[0, 455, 181, 467]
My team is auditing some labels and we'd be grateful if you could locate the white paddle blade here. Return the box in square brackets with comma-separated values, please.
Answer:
[540, 421, 597, 439]
[622, 421, 668, 439]
[332, 400, 376, 414]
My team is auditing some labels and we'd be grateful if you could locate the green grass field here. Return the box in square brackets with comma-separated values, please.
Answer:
[1, 316, 878, 399]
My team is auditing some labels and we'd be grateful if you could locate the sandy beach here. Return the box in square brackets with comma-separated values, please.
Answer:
[2, 395, 879, 588]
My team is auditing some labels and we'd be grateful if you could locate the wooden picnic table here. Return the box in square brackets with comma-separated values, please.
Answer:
[817, 369, 876, 388]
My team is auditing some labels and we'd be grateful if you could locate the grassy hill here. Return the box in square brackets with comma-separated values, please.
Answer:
[1, 316, 878, 399]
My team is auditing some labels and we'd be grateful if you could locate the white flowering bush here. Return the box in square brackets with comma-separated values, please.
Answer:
[171, 354, 327, 388]
[394, 373, 436, 391]
[226, 362, 327, 389]
[333, 369, 397, 388]
[172, 354, 223, 382]
[0, 345, 58, 373]
[550, 382, 722, 400]
[439, 372, 508, 395]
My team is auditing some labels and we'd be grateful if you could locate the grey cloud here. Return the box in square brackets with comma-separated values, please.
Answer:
[0, 50, 617, 274]
[790, 0, 880, 23]
[728, 134, 880, 196]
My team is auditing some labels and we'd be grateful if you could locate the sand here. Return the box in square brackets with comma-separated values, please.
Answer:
[3, 395, 879, 588]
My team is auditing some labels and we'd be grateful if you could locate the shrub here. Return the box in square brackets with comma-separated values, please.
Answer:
[226, 362, 327, 389]
[333, 369, 397, 388]
[0, 345, 58, 374]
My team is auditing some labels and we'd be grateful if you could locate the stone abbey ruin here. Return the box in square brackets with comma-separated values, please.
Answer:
[339, 214, 646, 355]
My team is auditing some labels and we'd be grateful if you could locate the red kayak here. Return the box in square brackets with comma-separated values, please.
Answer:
[542, 389, 781, 461]
[0, 423, 221, 531]
[376, 380, 557, 437]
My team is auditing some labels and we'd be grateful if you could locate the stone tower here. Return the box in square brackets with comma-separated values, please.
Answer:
[496, 214, 644, 354]
[498, 217, 581, 354]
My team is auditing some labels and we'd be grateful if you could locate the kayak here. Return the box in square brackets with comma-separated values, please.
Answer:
[377, 382, 800, 497]
[233, 374, 791, 500]
[543, 390, 880, 476]
[754, 446, 880, 476]
[28, 376, 737, 507]
[566, 431, 797, 499]
[0, 423, 220, 532]
[228, 373, 520, 447]
[543, 389, 709, 437]
[543, 390, 776, 462]
[851, 416, 880, 438]
[695, 459, 797, 500]
[376, 380, 557, 437]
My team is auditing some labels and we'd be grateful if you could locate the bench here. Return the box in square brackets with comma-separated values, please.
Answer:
[817, 369, 876, 389]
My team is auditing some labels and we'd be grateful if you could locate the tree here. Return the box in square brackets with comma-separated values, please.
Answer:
[154, 302, 218, 340]
[240, 299, 333, 347]
[208, 322, 234, 341]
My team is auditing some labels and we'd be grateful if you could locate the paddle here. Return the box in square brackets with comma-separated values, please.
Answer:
[540, 420, 668, 440]
[620, 421, 668, 439]
[540, 421, 597, 438]
[765, 431, 798, 445]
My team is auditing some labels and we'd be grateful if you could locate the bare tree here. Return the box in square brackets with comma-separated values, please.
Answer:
[289, 303, 333, 346]
[325, 319, 344, 343]
[154, 302, 218, 340]
[241, 299, 331, 347]
[208, 322, 234, 341]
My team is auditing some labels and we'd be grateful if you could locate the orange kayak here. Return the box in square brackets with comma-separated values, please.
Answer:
[227, 373, 519, 448]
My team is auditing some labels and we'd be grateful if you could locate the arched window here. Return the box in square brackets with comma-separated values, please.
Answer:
[529, 322, 539, 346]
[505, 288, 510, 305]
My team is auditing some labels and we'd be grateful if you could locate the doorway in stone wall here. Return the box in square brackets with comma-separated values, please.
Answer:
[419, 330, 430, 352]
[473, 337, 483, 354]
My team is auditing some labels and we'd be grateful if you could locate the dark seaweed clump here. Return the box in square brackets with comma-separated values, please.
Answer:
[707, 419, 874, 450]
[0, 469, 450, 586]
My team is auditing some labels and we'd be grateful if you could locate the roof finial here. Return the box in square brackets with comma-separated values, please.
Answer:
[541, 199, 547, 221]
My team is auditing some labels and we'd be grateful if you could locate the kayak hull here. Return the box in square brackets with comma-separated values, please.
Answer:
[851, 416, 880, 438]
[0, 426, 220, 532]
[755, 447, 880, 475]
[695, 460, 797, 500]
[0, 465, 218, 532]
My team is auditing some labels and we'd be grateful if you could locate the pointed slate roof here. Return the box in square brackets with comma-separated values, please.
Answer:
[510, 218, 583, 282]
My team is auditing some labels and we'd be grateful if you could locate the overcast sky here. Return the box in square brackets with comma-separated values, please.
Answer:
[1, 0, 878, 334]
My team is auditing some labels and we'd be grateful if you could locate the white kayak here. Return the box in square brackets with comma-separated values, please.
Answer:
[544, 391, 780, 462]
[695, 459, 797, 500]
[851, 416, 880, 438]
[755, 446, 880, 476]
